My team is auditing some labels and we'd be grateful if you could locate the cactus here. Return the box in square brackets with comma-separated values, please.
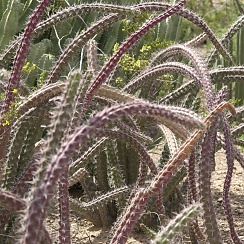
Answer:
[0, 0, 243, 243]
[151, 203, 202, 244]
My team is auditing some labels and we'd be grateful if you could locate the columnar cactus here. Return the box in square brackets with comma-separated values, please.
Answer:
[0, 1, 243, 244]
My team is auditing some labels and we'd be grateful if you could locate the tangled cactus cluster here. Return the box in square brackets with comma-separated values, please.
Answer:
[0, 0, 243, 243]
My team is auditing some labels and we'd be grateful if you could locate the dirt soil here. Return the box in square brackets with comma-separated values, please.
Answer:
[46, 149, 244, 243]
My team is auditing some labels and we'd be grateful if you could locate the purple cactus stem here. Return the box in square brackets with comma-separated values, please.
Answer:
[58, 166, 71, 244]
[3, 0, 52, 113]
[0, 0, 52, 179]
[222, 119, 243, 244]
[22, 100, 200, 243]
[81, 0, 187, 114]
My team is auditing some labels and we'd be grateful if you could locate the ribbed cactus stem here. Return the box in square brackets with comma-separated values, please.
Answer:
[69, 197, 102, 226]
[187, 151, 198, 203]
[163, 166, 187, 201]
[20, 71, 80, 243]
[160, 80, 198, 104]
[21, 101, 203, 243]
[68, 167, 88, 187]
[149, 44, 215, 110]
[222, 118, 243, 244]
[35, 71, 80, 185]
[81, 0, 187, 114]
[217, 134, 244, 169]
[16, 82, 65, 118]
[136, 2, 232, 62]
[107, 141, 126, 194]
[58, 165, 71, 244]
[140, 223, 156, 238]
[2, 0, 52, 112]
[87, 39, 99, 77]
[207, 15, 244, 66]
[0, 189, 26, 211]
[35, 4, 138, 37]
[0, 0, 52, 176]
[110, 128, 204, 243]
[2, 105, 46, 190]
[0, 4, 140, 69]
[0, 2, 241, 243]
[17, 106, 47, 179]
[46, 13, 122, 84]
[81, 186, 130, 211]
[96, 84, 143, 103]
[123, 62, 202, 93]
[110, 101, 235, 243]
[151, 203, 202, 244]
[199, 125, 222, 244]
[69, 138, 108, 175]
[96, 129, 158, 175]
[2, 117, 30, 189]
[231, 123, 244, 137]
[12, 156, 39, 196]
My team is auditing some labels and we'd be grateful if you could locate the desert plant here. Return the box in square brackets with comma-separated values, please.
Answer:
[0, 0, 243, 244]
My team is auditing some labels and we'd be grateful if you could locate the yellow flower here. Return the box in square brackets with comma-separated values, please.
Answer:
[2, 120, 10, 126]
[13, 89, 18, 94]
